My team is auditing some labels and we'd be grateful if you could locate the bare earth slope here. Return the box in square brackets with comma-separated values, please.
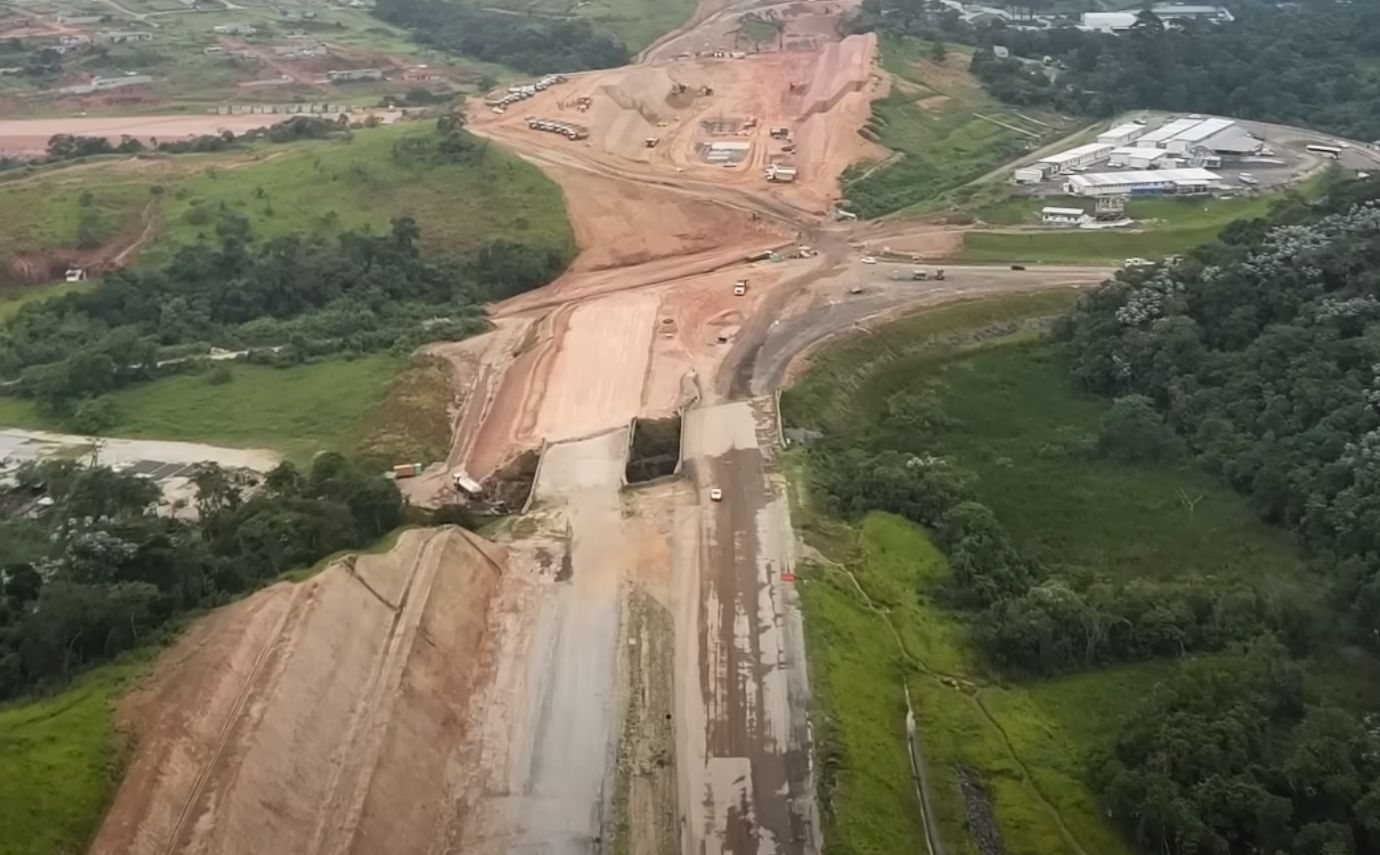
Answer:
[91, 527, 504, 855]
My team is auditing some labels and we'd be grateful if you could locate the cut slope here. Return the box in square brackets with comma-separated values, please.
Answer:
[90, 526, 504, 855]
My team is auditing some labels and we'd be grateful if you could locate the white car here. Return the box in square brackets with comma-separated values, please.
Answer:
[709, 487, 723, 502]
[860, 256, 877, 265]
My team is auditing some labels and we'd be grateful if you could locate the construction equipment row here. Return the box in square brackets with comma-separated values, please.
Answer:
[486, 74, 567, 112]
[526, 117, 589, 140]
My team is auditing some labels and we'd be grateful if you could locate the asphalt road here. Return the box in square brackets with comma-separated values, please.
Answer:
[746, 261, 1112, 394]
[675, 399, 819, 855]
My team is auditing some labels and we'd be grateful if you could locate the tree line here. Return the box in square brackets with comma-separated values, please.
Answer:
[373, 0, 629, 74]
[803, 175, 1380, 853]
[0, 454, 404, 699]
[852, 0, 1380, 141]
[38, 116, 349, 166]
[0, 154, 569, 421]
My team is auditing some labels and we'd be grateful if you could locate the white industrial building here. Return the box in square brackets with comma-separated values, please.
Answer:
[1037, 142, 1113, 175]
[1137, 118, 1203, 148]
[1097, 122, 1146, 147]
[1163, 117, 1233, 153]
[1041, 206, 1088, 225]
[1064, 168, 1223, 197]
[1108, 147, 1174, 169]
[1012, 164, 1049, 184]
[1080, 5, 1233, 32]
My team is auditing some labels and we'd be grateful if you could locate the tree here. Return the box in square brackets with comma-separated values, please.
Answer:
[929, 39, 947, 62]
[1097, 394, 1184, 463]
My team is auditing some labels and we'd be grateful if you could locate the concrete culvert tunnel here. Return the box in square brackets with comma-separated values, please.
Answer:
[625, 415, 683, 483]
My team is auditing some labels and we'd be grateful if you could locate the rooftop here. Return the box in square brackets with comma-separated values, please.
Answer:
[1066, 167, 1222, 188]
[1138, 118, 1205, 144]
[1039, 142, 1112, 164]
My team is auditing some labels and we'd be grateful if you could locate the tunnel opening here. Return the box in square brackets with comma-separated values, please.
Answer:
[625, 416, 683, 484]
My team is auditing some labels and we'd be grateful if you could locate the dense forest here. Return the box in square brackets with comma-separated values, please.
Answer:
[373, 0, 629, 74]
[853, 0, 1380, 141]
[0, 454, 406, 698]
[806, 177, 1380, 854]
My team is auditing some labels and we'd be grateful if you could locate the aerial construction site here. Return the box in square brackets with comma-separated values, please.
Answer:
[86, 0, 1111, 852]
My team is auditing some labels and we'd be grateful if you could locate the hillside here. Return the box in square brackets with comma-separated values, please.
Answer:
[785, 179, 1380, 855]
[0, 120, 573, 288]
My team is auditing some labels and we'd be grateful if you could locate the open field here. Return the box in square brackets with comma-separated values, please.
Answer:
[0, 355, 403, 463]
[0, 121, 574, 282]
[842, 36, 1071, 218]
[0, 657, 149, 855]
[0, 0, 507, 115]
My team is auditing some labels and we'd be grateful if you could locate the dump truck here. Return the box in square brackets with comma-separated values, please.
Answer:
[733, 279, 749, 296]
[645, 136, 660, 148]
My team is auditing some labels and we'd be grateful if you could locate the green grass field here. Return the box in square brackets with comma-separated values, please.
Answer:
[781, 289, 1079, 434]
[843, 36, 1070, 219]
[0, 657, 149, 855]
[798, 511, 1142, 855]
[0, 122, 573, 289]
[0, 355, 406, 463]
[787, 294, 1331, 854]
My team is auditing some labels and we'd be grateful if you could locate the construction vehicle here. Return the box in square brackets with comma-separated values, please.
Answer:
[911, 268, 929, 281]
[392, 462, 423, 479]
[934, 268, 946, 281]
[733, 279, 748, 296]
[769, 127, 790, 139]
[645, 136, 660, 148]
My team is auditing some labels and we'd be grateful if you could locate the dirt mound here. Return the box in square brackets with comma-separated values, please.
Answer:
[91, 527, 504, 855]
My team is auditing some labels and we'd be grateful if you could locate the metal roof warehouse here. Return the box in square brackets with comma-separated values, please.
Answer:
[1064, 167, 1223, 196]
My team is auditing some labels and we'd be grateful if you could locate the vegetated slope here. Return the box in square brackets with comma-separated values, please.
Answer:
[1056, 177, 1380, 853]
[89, 526, 504, 855]
[0, 121, 573, 285]
[784, 262, 1380, 855]
[473, 0, 697, 54]
[854, 0, 1380, 141]
[841, 36, 1069, 219]
[0, 659, 149, 855]
[373, 0, 630, 73]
